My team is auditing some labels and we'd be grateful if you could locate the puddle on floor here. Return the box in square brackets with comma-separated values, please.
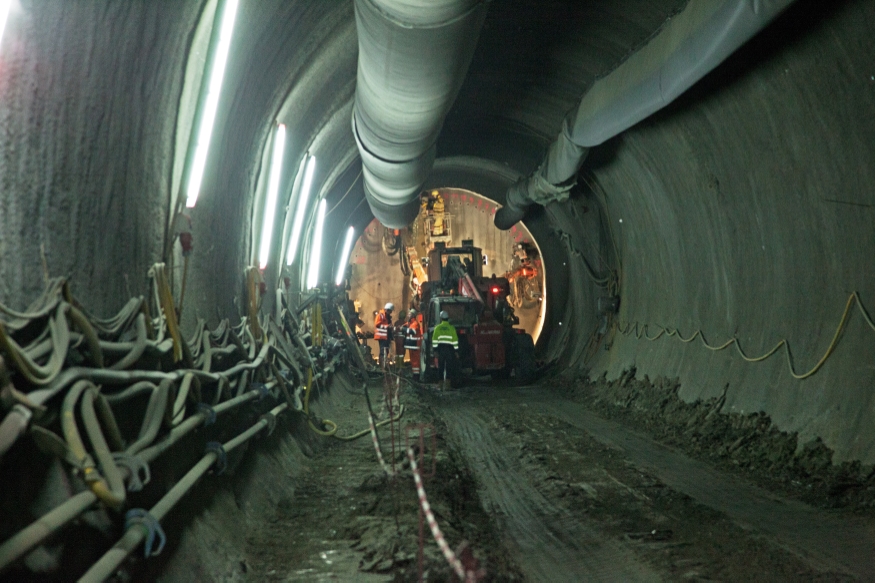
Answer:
[279, 541, 392, 582]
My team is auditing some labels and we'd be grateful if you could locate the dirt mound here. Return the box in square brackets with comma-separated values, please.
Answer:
[567, 369, 875, 512]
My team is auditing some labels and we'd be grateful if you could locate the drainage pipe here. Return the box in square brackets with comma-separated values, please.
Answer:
[352, 0, 489, 228]
[495, 0, 796, 229]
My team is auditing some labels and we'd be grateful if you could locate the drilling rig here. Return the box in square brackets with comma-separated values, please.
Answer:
[418, 240, 536, 382]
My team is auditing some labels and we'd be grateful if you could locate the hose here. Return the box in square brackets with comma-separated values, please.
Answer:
[80, 389, 126, 510]
[109, 313, 148, 370]
[171, 373, 199, 426]
[617, 291, 875, 381]
[66, 304, 104, 368]
[0, 278, 65, 331]
[126, 378, 172, 456]
[0, 303, 70, 386]
[303, 368, 338, 437]
[0, 283, 352, 575]
[92, 392, 125, 452]
[333, 405, 405, 441]
[61, 381, 123, 510]
[103, 381, 158, 404]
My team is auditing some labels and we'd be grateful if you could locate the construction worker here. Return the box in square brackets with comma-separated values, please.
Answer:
[432, 310, 458, 389]
[374, 302, 394, 368]
[402, 309, 422, 376]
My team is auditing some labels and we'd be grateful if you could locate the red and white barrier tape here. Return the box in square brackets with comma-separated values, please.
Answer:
[407, 446, 480, 582]
[368, 412, 396, 477]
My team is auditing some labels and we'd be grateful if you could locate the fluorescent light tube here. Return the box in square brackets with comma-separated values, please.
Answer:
[335, 227, 356, 285]
[0, 0, 12, 47]
[185, 0, 239, 208]
[258, 124, 286, 269]
[286, 155, 316, 265]
[306, 199, 327, 289]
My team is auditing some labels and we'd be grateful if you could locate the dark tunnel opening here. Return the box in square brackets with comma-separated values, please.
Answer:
[1, 0, 874, 580]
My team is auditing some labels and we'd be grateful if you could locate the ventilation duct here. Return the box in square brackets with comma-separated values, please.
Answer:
[495, 0, 796, 229]
[352, 0, 489, 228]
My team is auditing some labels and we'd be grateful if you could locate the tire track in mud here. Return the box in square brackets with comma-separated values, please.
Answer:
[443, 406, 660, 582]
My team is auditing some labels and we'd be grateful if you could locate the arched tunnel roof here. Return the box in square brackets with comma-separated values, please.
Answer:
[2, 1, 875, 579]
[0, 0, 873, 494]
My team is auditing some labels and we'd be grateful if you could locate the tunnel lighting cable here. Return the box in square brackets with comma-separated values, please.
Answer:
[306, 199, 327, 289]
[258, 124, 286, 269]
[0, 0, 11, 47]
[286, 155, 316, 265]
[334, 226, 356, 285]
[617, 291, 875, 381]
[184, 0, 240, 208]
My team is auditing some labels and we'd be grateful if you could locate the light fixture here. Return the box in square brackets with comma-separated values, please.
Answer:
[335, 226, 356, 285]
[306, 199, 327, 289]
[286, 155, 316, 265]
[0, 0, 12, 47]
[185, 0, 240, 208]
[257, 124, 286, 269]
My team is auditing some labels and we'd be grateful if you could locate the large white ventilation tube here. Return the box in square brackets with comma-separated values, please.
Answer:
[495, 0, 797, 229]
[352, 0, 489, 228]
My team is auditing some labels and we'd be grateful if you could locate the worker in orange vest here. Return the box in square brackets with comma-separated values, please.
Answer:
[402, 309, 422, 376]
[374, 302, 394, 368]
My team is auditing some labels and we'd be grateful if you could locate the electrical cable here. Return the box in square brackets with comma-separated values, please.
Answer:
[617, 291, 875, 380]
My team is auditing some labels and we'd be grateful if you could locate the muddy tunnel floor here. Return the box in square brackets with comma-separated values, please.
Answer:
[236, 376, 875, 582]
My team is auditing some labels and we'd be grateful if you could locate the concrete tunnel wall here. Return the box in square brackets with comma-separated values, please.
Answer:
[581, 1, 875, 463]
[0, 2, 874, 572]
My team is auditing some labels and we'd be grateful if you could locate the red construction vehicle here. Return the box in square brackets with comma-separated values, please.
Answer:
[418, 240, 536, 382]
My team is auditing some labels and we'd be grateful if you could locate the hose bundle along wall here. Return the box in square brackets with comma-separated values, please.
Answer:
[0, 265, 356, 579]
[352, 0, 489, 227]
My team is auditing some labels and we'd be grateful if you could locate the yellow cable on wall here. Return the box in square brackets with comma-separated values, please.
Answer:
[149, 263, 183, 363]
[617, 291, 875, 380]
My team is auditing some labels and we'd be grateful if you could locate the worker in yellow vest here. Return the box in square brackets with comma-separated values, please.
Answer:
[432, 310, 458, 389]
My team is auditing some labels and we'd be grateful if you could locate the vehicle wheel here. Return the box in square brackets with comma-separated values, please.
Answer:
[513, 333, 536, 383]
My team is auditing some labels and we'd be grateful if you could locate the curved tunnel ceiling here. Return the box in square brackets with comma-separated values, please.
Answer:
[0, 0, 873, 470]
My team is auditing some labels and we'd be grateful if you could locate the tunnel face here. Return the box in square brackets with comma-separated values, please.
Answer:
[347, 188, 546, 357]
[1, 0, 875, 578]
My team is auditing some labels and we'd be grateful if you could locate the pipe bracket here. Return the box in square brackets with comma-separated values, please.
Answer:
[125, 509, 166, 558]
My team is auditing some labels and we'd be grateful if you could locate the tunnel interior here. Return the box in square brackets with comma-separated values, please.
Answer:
[0, 0, 874, 580]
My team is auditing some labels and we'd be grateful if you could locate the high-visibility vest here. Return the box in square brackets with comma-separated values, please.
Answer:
[374, 310, 391, 341]
[432, 321, 459, 349]
[403, 319, 422, 350]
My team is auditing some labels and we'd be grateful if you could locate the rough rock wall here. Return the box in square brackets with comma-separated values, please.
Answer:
[0, 1, 203, 314]
[587, 0, 875, 463]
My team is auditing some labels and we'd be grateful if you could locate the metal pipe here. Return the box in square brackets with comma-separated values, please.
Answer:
[78, 403, 289, 583]
[495, 0, 796, 229]
[352, 0, 488, 227]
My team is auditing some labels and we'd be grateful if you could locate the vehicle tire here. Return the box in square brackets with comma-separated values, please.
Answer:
[513, 333, 536, 383]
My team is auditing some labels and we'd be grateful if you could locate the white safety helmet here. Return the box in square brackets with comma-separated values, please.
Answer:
[408, 309, 417, 318]
[440, 310, 449, 320]
[384, 302, 394, 311]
